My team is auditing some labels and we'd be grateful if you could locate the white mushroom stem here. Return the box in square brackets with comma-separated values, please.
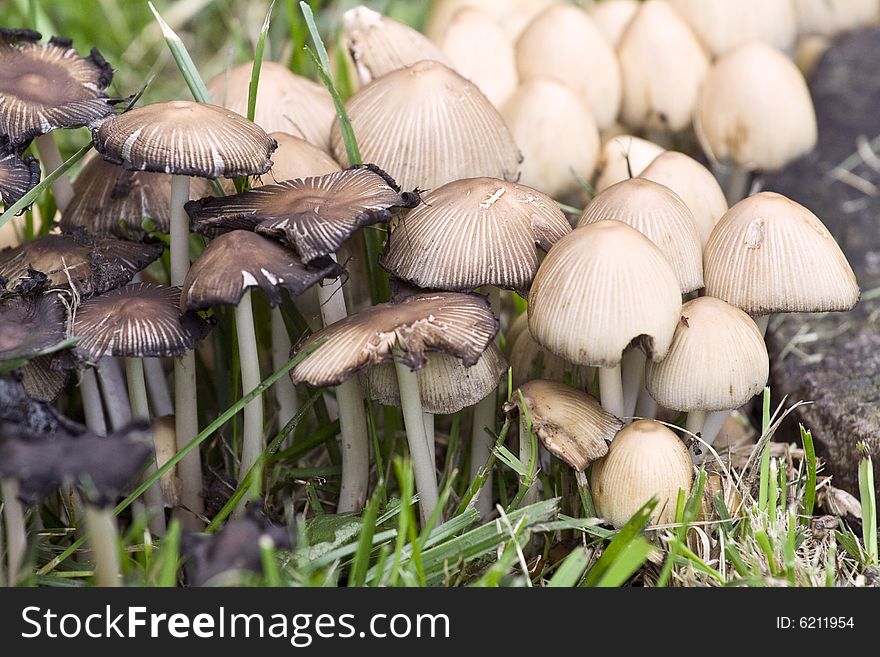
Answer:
[599, 364, 626, 418]
[96, 357, 132, 430]
[34, 134, 74, 212]
[634, 386, 658, 419]
[235, 289, 264, 516]
[83, 505, 120, 587]
[2, 480, 26, 585]
[125, 357, 167, 536]
[271, 306, 299, 430]
[144, 358, 174, 417]
[518, 413, 539, 507]
[686, 409, 731, 464]
[423, 411, 435, 456]
[621, 348, 646, 419]
[713, 161, 751, 205]
[318, 263, 370, 514]
[755, 315, 770, 336]
[80, 368, 107, 436]
[470, 394, 496, 518]
[394, 349, 440, 526]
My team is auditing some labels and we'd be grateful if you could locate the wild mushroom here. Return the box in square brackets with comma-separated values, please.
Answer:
[595, 134, 665, 192]
[0, 290, 67, 366]
[509, 318, 594, 391]
[795, 0, 879, 37]
[589, 0, 639, 46]
[0, 142, 40, 211]
[424, 0, 555, 43]
[261, 132, 340, 184]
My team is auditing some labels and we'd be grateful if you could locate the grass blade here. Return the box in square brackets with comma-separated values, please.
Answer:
[155, 519, 182, 587]
[548, 547, 591, 587]
[148, 2, 213, 103]
[583, 498, 657, 587]
[800, 425, 817, 524]
[247, 1, 275, 122]
[857, 442, 877, 566]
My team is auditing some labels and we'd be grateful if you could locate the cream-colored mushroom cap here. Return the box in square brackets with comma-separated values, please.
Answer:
[646, 297, 769, 412]
[510, 324, 594, 390]
[343, 5, 450, 87]
[695, 41, 817, 172]
[638, 150, 728, 248]
[515, 4, 621, 130]
[331, 60, 521, 191]
[578, 178, 703, 293]
[424, 0, 558, 43]
[590, 419, 693, 528]
[380, 177, 570, 294]
[589, 0, 639, 46]
[260, 133, 340, 186]
[501, 79, 599, 198]
[528, 220, 682, 369]
[795, 0, 880, 37]
[595, 134, 665, 192]
[505, 380, 623, 472]
[666, 0, 796, 57]
[617, 0, 709, 132]
[704, 192, 859, 315]
[438, 7, 518, 107]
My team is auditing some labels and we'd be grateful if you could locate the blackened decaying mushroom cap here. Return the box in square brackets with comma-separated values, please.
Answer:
[186, 164, 420, 264]
[0, 290, 66, 362]
[181, 230, 344, 311]
[0, 231, 163, 296]
[73, 282, 211, 362]
[290, 291, 499, 387]
[0, 375, 85, 437]
[0, 142, 40, 210]
[92, 101, 277, 179]
[0, 28, 114, 146]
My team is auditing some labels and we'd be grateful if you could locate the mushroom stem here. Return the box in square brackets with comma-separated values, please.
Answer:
[423, 411, 435, 457]
[271, 306, 299, 430]
[1, 480, 26, 585]
[634, 386, 658, 419]
[34, 134, 74, 212]
[598, 365, 626, 419]
[96, 357, 132, 430]
[518, 413, 539, 507]
[83, 505, 120, 587]
[713, 161, 752, 205]
[125, 357, 167, 536]
[80, 368, 107, 436]
[394, 350, 440, 526]
[621, 348, 646, 419]
[688, 410, 730, 464]
[144, 358, 174, 417]
[755, 315, 770, 336]
[235, 289, 264, 515]
[470, 394, 496, 518]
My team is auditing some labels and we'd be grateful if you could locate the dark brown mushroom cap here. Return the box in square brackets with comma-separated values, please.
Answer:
[60, 155, 214, 237]
[504, 379, 622, 472]
[0, 29, 114, 146]
[73, 282, 211, 361]
[0, 291, 66, 361]
[291, 291, 499, 387]
[20, 353, 72, 402]
[186, 164, 419, 263]
[0, 375, 86, 437]
[181, 230, 343, 311]
[0, 144, 40, 210]
[92, 101, 277, 179]
[0, 232, 163, 297]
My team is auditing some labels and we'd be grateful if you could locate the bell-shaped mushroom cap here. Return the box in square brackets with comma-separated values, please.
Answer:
[0, 29, 114, 146]
[510, 323, 594, 390]
[380, 177, 570, 295]
[364, 342, 507, 414]
[500, 79, 599, 198]
[206, 61, 335, 151]
[73, 282, 211, 361]
[0, 146, 40, 210]
[638, 150, 728, 248]
[590, 419, 693, 528]
[528, 220, 682, 368]
[424, 0, 557, 42]
[646, 297, 769, 413]
[438, 7, 518, 107]
[261, 133, 340, 184]
[617, 0, 709, 132]
[20, 354, 72, 403]
[93, 101, 277, 179]
[187, 165, 418, 264]
[595, 134, 665, 192]
[291, 292, 499, 387]
[504, 380, 622, 471]
[666, 0, 796, 57]
[343, 5, 451, 87]
[181, 230, 342, 312]
[589, 0, 639, 46]
[0, 232, 163, 296]
[695, 42, 817, 172]
[331, 60, 522, 191]
[704, 192, 859, 314]
[61, 155, 214, 237]
[515, 5, 621, 130]
[0, 291, 66, 362]
[505, 310, 530, 356]
[577, 178, 703, 293]
[795, 0, 879, 37]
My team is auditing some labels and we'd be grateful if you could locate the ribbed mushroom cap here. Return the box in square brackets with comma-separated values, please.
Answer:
[505, 310, 530, 357]
[505, 379, 622, 471]
[60, 155, 213, 237]
[695, 42, 817, 172]
[577, 178, 703, 293]
[424, 0, 557, 42]
[0, 29, 114, 146]
[290, 292, 499, 387]
[438, 7, 518, 107]
[795, 0, 879, 37]
[330, 60, 522, 191]
[261, 133, 340, 185]
[0, 291, 66, 361]
[515, 5, 621, 130]
[638, 150, 728, 248]
[589, 0, 639, 46]
[510, 323, 594, 390]
[381, 177, 569, 295]
[528, 221, 682, 368]
[93, 101, 277, 179]
[703, 192, 859, 315]
[363, 342, 507, 414]
[0, 146, 40, 210]
[617, 0, 709, 132]
[186, 165, 418, 264]
[20, 354, 71, 402]
[646, 297, 768, 413]
[500, 79, 599, 198]
[595, 134, 665, 192]
[343, 5, 451, 87]
[666, 0, 796, 57]
[590, 419, 693, 528]
[206, 61, 335, 151]
[181, 230, 342, 312]
[0, 232, 163, 296]
[73, 283, 211, 361]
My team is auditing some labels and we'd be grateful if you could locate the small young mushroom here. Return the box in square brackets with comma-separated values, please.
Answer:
[794, 0, 879, 37]
[595, 134, 665, 192]
[509, 318, 594, 391]
[589, 0, 639, 46]
[424, 0, 555, 43]
[0, 143, 40, 211]
[261, 132, 340, 184]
